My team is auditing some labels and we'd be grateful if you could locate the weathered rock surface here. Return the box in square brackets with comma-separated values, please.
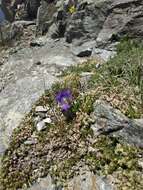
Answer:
[71, 41, 94, 57]
[96, 0, 143, 46]
[36, 0, 57, 35]
[36, 0, 143, 48]
[12, 0, 40, 20]
[27, 167, 113, 190]
[0, 21, 25, 42]
[91, 100, 143, 148]
[26, 0, 41, 19]
[66, 0, 143, 46]
[65, 0, 110, 44]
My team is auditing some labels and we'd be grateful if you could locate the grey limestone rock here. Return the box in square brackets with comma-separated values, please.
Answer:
[64, 0, 143, 47]
[91, 100, 143, 148]
[36, 0, 57, 35]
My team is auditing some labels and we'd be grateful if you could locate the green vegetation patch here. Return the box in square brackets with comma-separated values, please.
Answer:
[89, 39, 143, 118]
[63, 39, 143, 118]
[61, 57, 103, 76]
[86, 136, 143, 190]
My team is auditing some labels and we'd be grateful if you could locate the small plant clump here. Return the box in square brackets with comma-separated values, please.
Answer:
[0, 39, 143, 190]
[85, 136, 143, 190]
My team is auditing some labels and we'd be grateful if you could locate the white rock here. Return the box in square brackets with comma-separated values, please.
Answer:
[138, 159, 143, 169]
[134, 119, 143, 127]
[92, 48, 116, 62]
[36, 120, 46, 131]
[24, 139, 37, 145]
[88, 146, 97, 153]
[43, 118, 52, 124]
[80, 72, 94, 77]
[95, 63, 101, 69]
[36, 118, 52, 131]
[35, 106, 47, 112]
[34, 116, 41, 123]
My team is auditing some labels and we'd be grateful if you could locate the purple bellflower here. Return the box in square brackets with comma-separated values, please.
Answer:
[56, 89, 72, 112]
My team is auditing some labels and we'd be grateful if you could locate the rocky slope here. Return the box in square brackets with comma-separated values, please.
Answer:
[0, 0, 143, 190]
[36, 0, 143, 46]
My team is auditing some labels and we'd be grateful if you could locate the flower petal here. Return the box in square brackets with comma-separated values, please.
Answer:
[61, 103, 71, 111]
[56, 89, 72, 104]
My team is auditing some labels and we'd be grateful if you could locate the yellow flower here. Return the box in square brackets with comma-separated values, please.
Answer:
[69, 5, 76, 14]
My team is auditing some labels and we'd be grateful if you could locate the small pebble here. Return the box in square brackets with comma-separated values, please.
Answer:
[43, 118, 52, 124]
[36, 120, 46, 131]
[24, 139, 37, 145]
[36, 117, 52, 131]
[95, 63, 101, 69]
[35, 106, 47, 112]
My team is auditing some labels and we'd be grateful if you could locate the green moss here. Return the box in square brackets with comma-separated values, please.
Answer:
[7, 115, 35, 151]
[37, 124, 55, 143]
[72, 93, 95, 114]
[85, 136, 143, 189]
[51, 155, 82, 182]
[80, 126, 93, 140]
